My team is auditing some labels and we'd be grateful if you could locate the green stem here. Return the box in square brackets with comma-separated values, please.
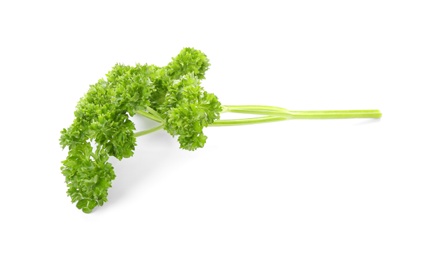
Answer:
[136, 110, 162, 123]
[134, 105, 382, 137]
[210, 116, 287, 126]
[134, 124, 164, 137]
[145, 106, 164, 122]
[223, 105, 382, 119]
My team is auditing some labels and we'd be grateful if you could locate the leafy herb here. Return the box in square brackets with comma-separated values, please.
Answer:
[60, 47, 381, 213]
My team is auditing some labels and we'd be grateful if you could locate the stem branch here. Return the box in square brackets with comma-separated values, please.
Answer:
[134, 105, 382, 136]
[223, 105, 382, 119]
[134, 124, 164, 137]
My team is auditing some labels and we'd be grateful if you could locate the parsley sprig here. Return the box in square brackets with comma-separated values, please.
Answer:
[60, 48, 381, 213]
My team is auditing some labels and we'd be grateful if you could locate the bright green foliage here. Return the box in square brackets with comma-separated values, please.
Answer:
[60, 47, 381, 213]
[148, 48, 210, 109]
[167, 47, 210, 80]
[60, 48, 221, 213]
[161, 74, 222, 150]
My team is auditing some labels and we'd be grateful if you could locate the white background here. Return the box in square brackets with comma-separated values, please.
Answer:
[1, 0, 440, 259]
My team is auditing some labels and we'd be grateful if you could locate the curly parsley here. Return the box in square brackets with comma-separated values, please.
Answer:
[60, 48, 381, 213]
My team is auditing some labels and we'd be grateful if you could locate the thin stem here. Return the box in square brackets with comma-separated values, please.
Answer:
[210, 116, 287, 126]
[133, 105, 382, 137]
[223, 105, 382, 119]
[134, 124, 164, 137]
[145, 106, 164, 122]
[136, 110, 162, 123]
[286, 110, 381, 119]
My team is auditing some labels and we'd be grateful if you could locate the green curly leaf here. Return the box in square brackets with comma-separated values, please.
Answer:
[60, 48, 221, 213]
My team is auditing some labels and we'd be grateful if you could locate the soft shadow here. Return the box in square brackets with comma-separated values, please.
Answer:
[354, 118, 382, 126]
[132, 114, 158, 132]
[102, 131, 179, 210]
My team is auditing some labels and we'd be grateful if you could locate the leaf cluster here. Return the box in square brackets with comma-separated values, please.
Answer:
[60, 48, 222, 213]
